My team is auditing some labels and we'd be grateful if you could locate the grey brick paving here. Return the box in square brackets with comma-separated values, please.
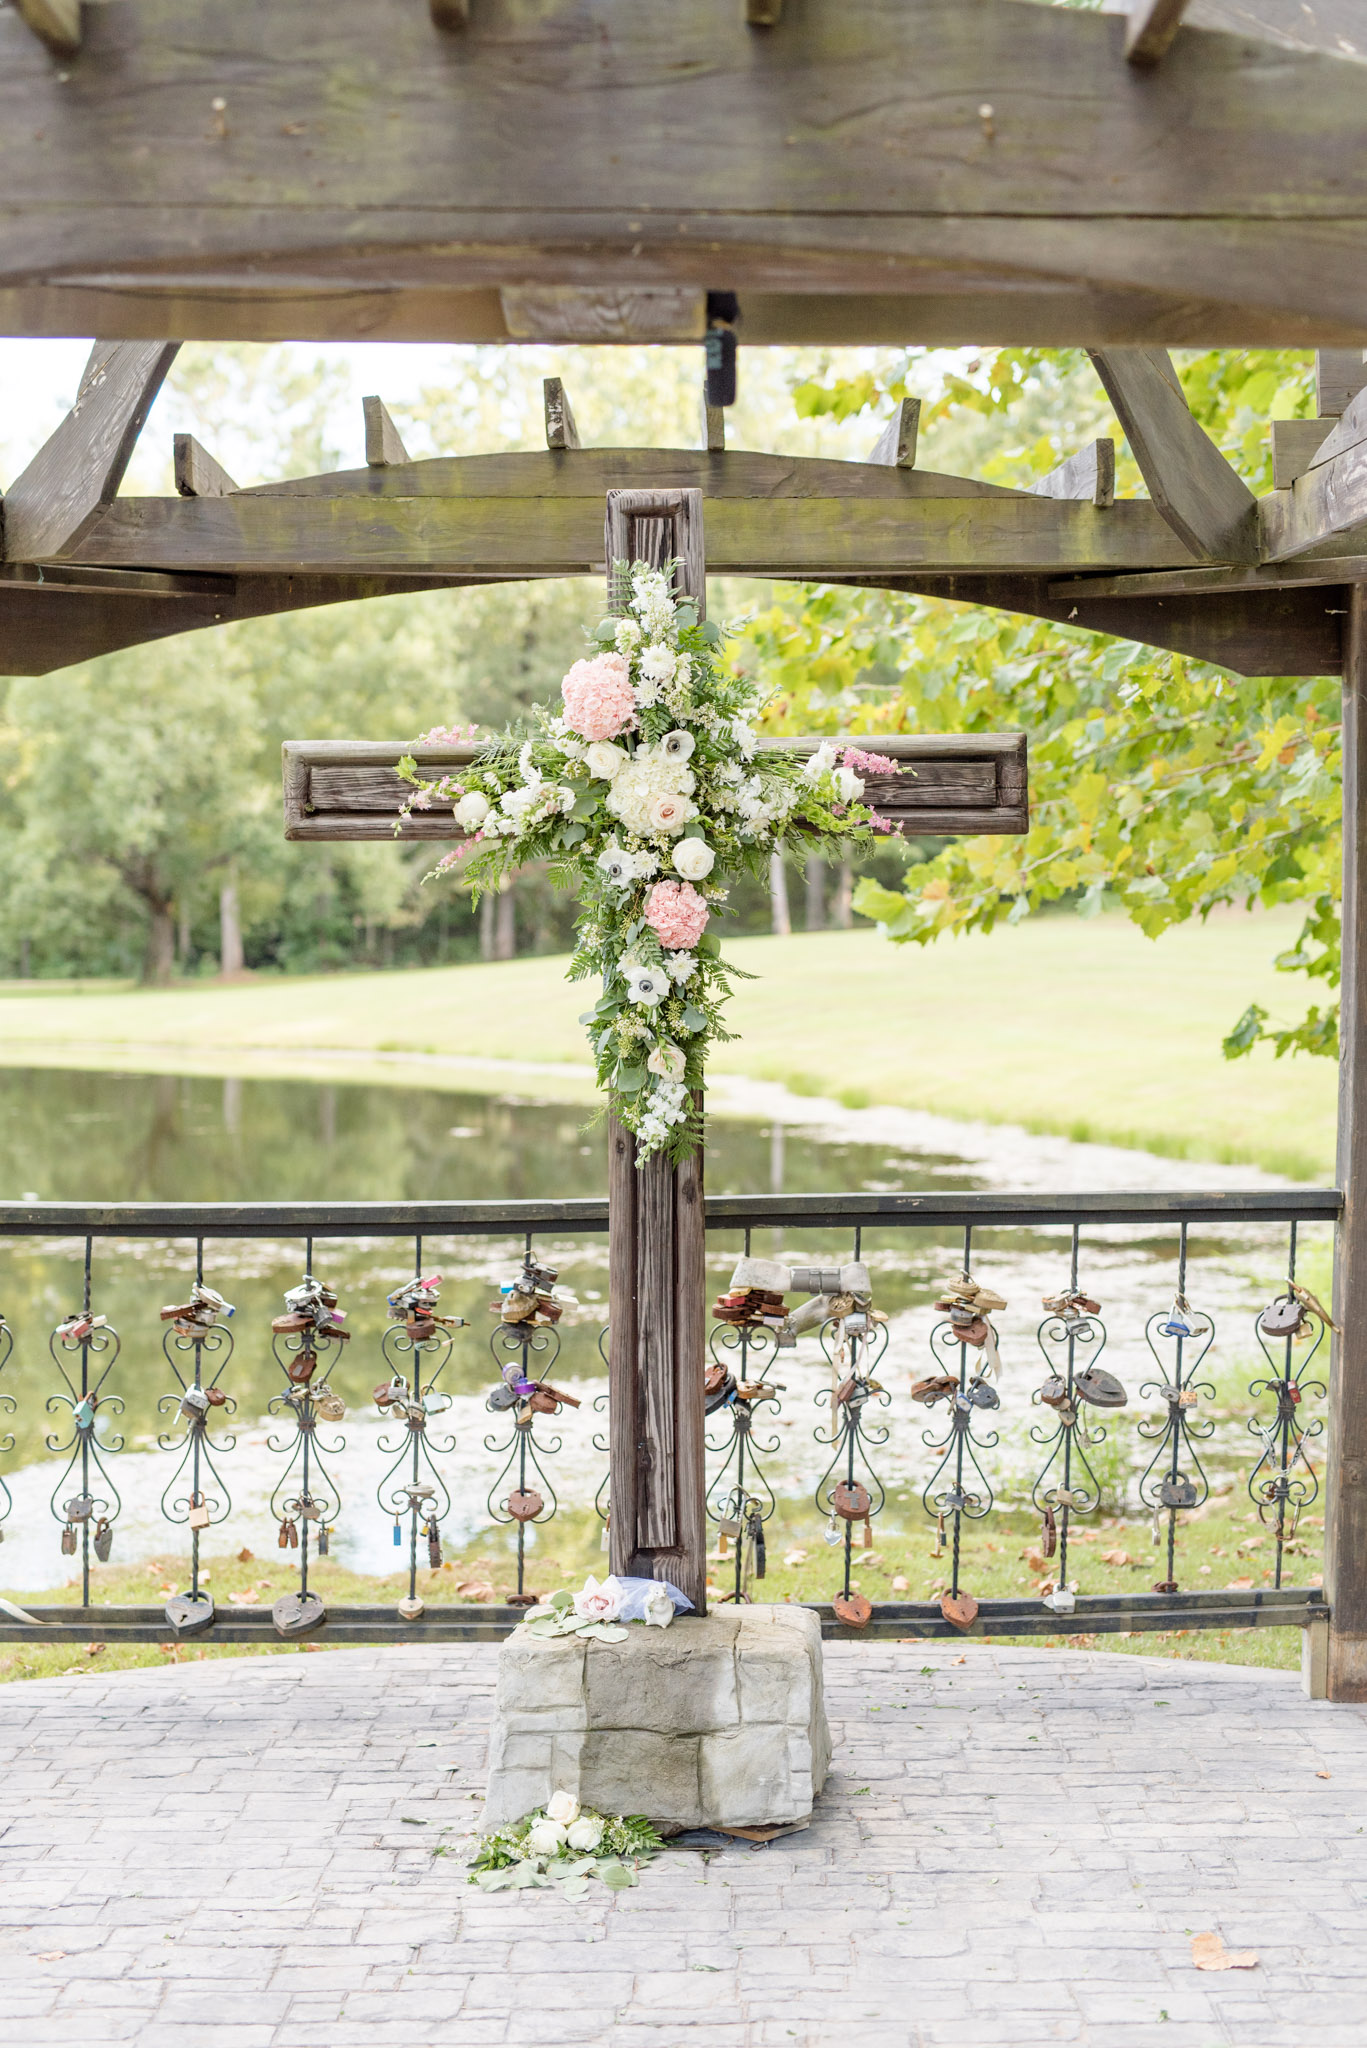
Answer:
[0, 1643, 1364, 2046]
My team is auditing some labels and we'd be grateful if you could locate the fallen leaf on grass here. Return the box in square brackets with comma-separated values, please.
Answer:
[891, 1575, 910, 1592]
[236, 1547, 254, 1563]
[1100, 1549, 1131, 1567]
[1225, 1578, 1254, 1591]
[85, 1643, 104, 1658]
[455, 1581, 495, 1602]
[1191, 1932, 1258, 1972]
[228, 1589, 259, 1606]
[783, 1550, 808, 1567]
[1022, 1549, 1047, 1572]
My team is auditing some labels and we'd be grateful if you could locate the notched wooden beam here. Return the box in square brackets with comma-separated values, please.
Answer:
[1125, 0, 1190, 63]
[866, 398, 920, 471]
[1262, 384, 1367, 560]
[3, 339, 179, 562]
[1028, 438, 1115, 509]
[543, 377, 580, 452]
[701, 380, 725, 454]
[503, 287, 704, 344]
[15, 0, 81, 57]
[1316, 349, 1367, 418]
[363, 396, 410, 468]
[1088, 347, 1258, 562]
[746, 0, 783, 23]
[428, 0, 469, 28]
[174, 433, 239, 499]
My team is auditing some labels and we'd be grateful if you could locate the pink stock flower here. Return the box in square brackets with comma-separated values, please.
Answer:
[420, 722, 479, 744]
[644, 880, 709, 951]
[843, 746, 898, 776]
[561, 654, 636, 741]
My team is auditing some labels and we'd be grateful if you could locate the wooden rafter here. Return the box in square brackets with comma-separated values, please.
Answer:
[2, 0, 1367, 346]
[1087, 349, 1259, 563]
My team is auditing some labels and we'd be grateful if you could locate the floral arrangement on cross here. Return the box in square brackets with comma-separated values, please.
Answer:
[399, 562, 894, 1163]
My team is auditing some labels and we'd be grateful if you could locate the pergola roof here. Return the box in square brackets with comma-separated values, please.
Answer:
[2, 0, 1366, 679]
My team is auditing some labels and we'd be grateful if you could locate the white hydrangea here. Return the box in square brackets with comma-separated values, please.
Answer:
[606, 746, 696, 837]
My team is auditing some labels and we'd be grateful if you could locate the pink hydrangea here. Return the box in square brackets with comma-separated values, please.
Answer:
[644, 880, 709, 951]
[561, 653, 635, 741]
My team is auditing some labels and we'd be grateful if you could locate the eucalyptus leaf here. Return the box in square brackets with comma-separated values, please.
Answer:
[681, 1006, 707, 1034]
[597, 1860, 637, 1890]
[615, 1065, 646, 1093]
[699, 620, 721, 644]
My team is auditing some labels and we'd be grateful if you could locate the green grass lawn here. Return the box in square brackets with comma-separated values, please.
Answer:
[0, 906, 1336, 1177]
[0, 1495, 1307, 1685]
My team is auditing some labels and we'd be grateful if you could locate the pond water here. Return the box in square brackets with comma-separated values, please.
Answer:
[0, 1066, 1326, 1592]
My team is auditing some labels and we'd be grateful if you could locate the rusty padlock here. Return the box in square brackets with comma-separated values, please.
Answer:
[287, 1350, 318, 1385]
[831, 1480, 871, 1521]
[506, 1489, 544, 1523]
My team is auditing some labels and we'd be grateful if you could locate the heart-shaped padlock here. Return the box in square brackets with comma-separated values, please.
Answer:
[1074, 1366, 1128, 1409]
[506, 1489, 544, 1523]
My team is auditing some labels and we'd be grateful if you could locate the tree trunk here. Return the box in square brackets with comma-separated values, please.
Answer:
[18, 935, 30, 979]
[143, 902, 175, 986]
[833, 860, 854, 928]
[219, 872, 244, 977]
[479, 889, 496, 961]
[769, 847, 791, 936]
[805, 854, 825, 930]
[494, 879, 516, 960]
[176, 898, 192, 964]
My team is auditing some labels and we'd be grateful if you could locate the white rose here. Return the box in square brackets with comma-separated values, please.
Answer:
[647, 1042, 687, 1080]
[642, 1583, 676, 1629]
[803, 741, 839, 783]
[661, 729, 695, 762]
[566, 1815, 605, 1852]
[648, 792, 694, 834]
[546, 1789, 580, 1826]
[832, 766, 864, 804]
[584, 740, 628, 781]
[672, 837, 715, 881]
[525, 1818, 567, 1856]
[572, 1574, 624, 1620]
[454, 792, 489, 831]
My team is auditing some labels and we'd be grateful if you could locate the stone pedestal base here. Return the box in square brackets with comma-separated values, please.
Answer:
[484, 1606, 830, 1831]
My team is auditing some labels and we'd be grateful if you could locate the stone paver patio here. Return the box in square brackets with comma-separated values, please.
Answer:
[0, 1640, 1364, 2047]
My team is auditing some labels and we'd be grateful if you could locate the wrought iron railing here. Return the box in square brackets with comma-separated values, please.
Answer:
[0, 1189, 1337, 1643]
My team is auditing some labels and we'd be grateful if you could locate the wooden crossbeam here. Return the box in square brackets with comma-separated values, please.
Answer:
[2, 341, 179, 561]
[281, 734, 1030, 843]
[3, 1, 1367, 347]
[1087, 348, 1259, 562]
[1317, 349, 1367, 418]
[1027, 439, 1115, 509]
[14, 0, 80, 56]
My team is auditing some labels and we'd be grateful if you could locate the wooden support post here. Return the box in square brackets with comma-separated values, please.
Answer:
[1124, 0, 1189, 65]
[701, 380, 725, 454]
[606, 486, 708, 1613]
[1087, 347, 1259, 563]
[1316, 350, 1367, 420]
[1329, 581, 1367, 1699]
[15, 0, 81, 57]
[1028, 438, 1115, 509]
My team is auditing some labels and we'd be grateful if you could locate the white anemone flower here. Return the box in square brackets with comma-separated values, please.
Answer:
[661, 729, 695, 762]
[624, 964, 669, 1008]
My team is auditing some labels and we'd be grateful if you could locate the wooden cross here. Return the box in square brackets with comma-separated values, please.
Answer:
[284, 485, 1029, 1611]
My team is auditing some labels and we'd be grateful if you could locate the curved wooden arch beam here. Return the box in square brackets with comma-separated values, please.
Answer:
[2, 1, 1367, 346]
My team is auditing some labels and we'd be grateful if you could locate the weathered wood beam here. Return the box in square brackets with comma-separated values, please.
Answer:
[1328, 581, 1367, 1697]
[1087, 348, 1259, 562]
[502, 287, 705, 343]
[1049, 559, 1367, 600]
[281, 733, 1029, 842]
[2, 341, 179, 562]
[1271, 420, 1335, 492]
[1189, 1, 1364, 62]
[14, 0, 80, 57]
[1125, 0, 1190, 64]
[1261, 388, 1367, 560]
[868, 574, 1343, 678]
[866, 399, 920, 471]
[543, 379, 580, 453]
[700, 381, 725, 454]
[746, 0, 783, 23]
[1317, 349, 1367, 418]
[1027, 439, 1115, 509]
[363, 397, 410, 468]
[174, 434, 239, 498]
[3, 1, 1367, 345]
[429, 0, 469, 25]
